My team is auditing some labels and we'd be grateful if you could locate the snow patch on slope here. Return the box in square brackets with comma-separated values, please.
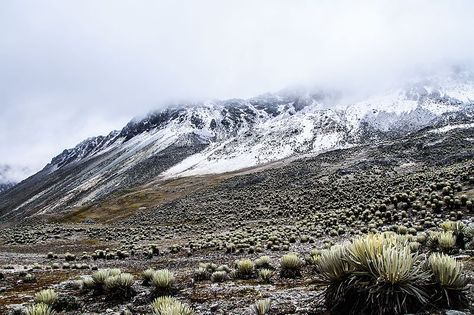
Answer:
[428, 123, 474, 134]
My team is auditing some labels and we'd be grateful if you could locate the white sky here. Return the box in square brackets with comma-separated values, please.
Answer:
[1, 0, 474, 180]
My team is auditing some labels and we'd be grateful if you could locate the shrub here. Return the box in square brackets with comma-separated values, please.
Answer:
[440, 221, 464, 233]
[258, 269, 273, 284]
[316, 245, 351, 283]
[236, 259, 254, 279]
[210, 271, 228, 283]
[216, 265, 231, 273]
[81, 276, 95, 291]
[24, 273, 36, 283]
[92, 269, 121, 288]
[280, 253, 302, 278]
[437, 231, 456, 253]
[104, 273, 135, 298]
[307, 249, 321, 265]
[142, 268, 156, 286]
[151, 269, 175, 293]
[254, 256, 272, 269]
[427, 253, 469, 308]
[253, 299, 271, 315]
[53, 295, 80, 312]
[34, 289, 58, 305]
[151, 296, 194, 315]
[25, 303, 55, 315]
[193, 267, 210, 281]
[317, 234, 431, 315]
[365, 246, 430, 314]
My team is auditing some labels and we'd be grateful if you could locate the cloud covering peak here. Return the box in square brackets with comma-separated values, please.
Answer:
[1, 0, 474, 178]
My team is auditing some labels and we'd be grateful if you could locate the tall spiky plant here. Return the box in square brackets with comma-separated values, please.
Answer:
[151, 296, 194, 315]
[253, 299, 271, 315]
[317, 234, 431, 315]
[427, 253, 469, 308]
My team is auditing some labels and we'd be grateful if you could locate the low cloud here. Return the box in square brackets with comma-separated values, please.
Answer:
[1, 0, 474, 177]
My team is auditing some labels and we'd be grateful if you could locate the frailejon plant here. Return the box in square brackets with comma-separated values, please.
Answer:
[258, 269, 273, 284]
[280, 253, 302, 278]
[437, 231, 456, 253]
[253, 298, 271, 315]
[151, 296, 194, 315]
[142, 268, 156, 286]
[34, 289, 58, 306]
[236, 259, 254, 279]
[104, 273, 135, 298]
[25, 303, 56, 315]
[316, 233, 432, 315]
[427, 253, 469, 308]
[151, 269, 175, 293]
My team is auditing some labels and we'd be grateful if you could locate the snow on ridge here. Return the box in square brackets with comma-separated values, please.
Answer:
[428, 123, 474, 134]
[161, 82, 474, 179]
[43, 73, 474, 183]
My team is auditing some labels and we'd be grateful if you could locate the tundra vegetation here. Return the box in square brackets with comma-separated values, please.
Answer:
[0, 128, 473, 314]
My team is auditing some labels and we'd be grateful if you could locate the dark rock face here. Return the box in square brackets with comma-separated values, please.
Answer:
[0, 183, 15, 194]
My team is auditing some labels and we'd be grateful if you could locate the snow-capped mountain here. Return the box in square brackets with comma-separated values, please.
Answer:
[1, 73, 474, 221]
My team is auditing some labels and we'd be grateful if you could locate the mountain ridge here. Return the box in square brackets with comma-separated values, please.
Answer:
[1, 74, 474, 223]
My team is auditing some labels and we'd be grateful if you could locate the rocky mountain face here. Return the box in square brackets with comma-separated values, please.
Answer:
[1, 73, 474, 222]
[0, 183, 15, 194]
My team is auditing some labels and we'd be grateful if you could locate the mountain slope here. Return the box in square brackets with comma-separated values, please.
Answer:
[1, 74, 474, 223]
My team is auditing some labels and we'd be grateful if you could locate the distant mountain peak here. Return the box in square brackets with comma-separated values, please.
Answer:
[2, 73, 473, 221]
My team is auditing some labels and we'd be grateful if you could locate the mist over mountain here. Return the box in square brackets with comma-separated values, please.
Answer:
[2, 2, 474, 314]
[0, 69, 473, 222]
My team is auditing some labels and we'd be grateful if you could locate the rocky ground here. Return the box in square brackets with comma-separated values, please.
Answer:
[0, 127, 474, 314]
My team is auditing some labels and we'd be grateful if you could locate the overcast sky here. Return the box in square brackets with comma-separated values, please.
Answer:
[1, 0, 474, 181]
